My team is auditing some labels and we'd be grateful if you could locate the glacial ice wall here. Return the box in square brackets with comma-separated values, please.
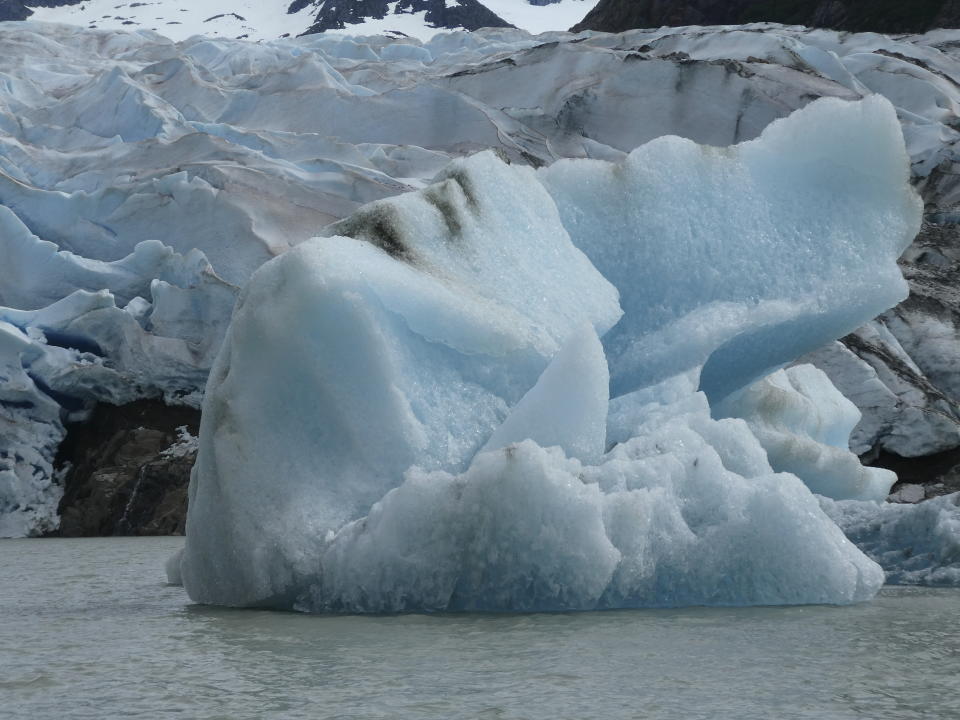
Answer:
[178, 96, 918, 611]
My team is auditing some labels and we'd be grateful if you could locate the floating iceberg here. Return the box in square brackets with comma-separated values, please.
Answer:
[177, 95, 920, 611]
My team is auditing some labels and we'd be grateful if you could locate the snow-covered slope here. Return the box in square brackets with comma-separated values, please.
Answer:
[23, 0, 597, 40]
[25, 0, 320, 40]
[481, 0, 593, 34]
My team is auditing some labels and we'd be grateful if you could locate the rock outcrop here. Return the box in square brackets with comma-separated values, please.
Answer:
[0, 0, 31, 22]
[0, 0, 98, 22]
[54, 400, 199, 537]
[292, 0, 513, 35]
[572, 0, 960, 34]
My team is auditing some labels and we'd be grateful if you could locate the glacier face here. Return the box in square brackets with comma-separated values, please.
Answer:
[821, 494, 960, 586]
[179, 96, 916, 611]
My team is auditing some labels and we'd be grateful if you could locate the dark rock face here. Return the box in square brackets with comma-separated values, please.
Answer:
[292, 0, 513, 35]
[0, 0, 105, 22]
[572, 0, 960, 34]
[875, 446, 960, 488]
[0, 0, 31, 22]
[887, 223, 960, 405]
[54, 400, 199, 537]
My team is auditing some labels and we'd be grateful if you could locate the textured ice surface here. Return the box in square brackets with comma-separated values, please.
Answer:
[822, 495, 960, 586]
[540, 95, 921, 400]
[308, 431, 881, 612]
[715, 365, 897, 502]
[180, 151, 621, 604]
[179, 97, 913, 611]
[0, 321, 65, 538]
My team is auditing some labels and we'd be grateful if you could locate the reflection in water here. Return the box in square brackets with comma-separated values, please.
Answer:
[2, 538, 959, 720]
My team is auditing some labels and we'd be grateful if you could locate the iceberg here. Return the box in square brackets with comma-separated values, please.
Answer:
[177, 95, 919, 611]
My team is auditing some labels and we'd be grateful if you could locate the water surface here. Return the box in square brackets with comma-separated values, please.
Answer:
[2, 537, 958, 719]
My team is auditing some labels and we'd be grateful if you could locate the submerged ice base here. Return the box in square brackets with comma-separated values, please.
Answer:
[175, 95, 921, 612]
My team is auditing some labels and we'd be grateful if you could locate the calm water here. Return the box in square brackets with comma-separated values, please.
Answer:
[1, 538, 959, 720]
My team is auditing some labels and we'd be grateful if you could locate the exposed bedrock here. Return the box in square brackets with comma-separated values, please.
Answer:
[0, 0, 91, 22]
[0, 0, 30, 22]
[297, 0, 513, 35]
[572, 0, 960, 34]
[53, 400, 198, 537]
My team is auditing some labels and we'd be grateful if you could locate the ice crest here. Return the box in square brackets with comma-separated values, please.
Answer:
[481, 323, 609, 463]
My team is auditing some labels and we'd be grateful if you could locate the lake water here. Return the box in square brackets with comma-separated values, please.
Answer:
[1, 537, 958, 720]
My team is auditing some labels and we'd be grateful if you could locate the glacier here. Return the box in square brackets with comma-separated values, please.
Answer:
[3, 20, 960, 604]
[178, 95, 916, 611]
[821, 494, 960, 586]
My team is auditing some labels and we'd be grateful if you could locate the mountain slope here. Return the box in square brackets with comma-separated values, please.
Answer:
[294, 0, 512, 35]
[572, 0, 960, 33]
[16, 0, 594, 39]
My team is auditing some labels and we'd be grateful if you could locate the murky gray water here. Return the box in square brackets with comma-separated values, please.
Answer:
[2, 537, 959, 719]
